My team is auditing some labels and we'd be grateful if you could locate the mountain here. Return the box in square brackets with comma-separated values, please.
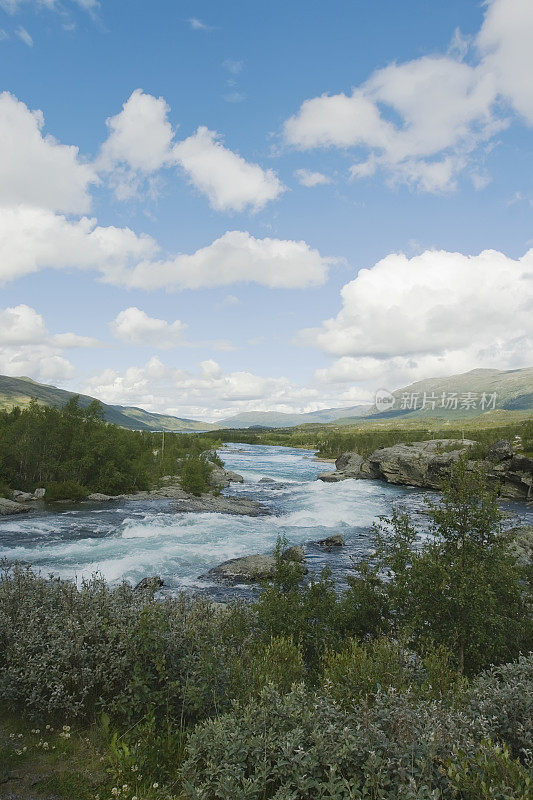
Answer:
[0, 375, 217, 432]
[335, 368, 533, 425]
[218, 404, 371, 429]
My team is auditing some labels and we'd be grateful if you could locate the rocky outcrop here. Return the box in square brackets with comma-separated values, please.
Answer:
[134, 576, 164, 592]
[209, 465, 245, 489]
[202, 545, 307, 585]
[87, 492, 114, 501]
[0, 497, 32, 515]
[174, 494, 268, 516]
[317, 533, 344, 547]
[317, 439, 533, 500]
[318, 452, 364, 482]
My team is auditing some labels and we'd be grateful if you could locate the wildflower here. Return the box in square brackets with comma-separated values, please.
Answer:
[63, 725, 71, 732]
[152, 783, 159, 789]
[111, 789, 119, 797]
[122, 785, 128, 791]
[131, 765, 138, 772]
[23, 746, 27, 752]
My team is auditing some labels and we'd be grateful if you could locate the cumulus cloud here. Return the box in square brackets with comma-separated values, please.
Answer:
[111, 307, 187, 348]
[0, 208, 332, 290]
[283, 0, 532, 192]
[97, 90, 284, 210]
[82, 357, 323, 420]
[173, 126, 285, 212]
[0, 92, 96, 213]
[0, 303, 99, 383]
[301, 246, 533, 389]
[294, 169, 332, 187]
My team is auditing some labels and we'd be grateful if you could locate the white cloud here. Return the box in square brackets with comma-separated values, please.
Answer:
[121, 230, 332, 291]
[283, 0, 533, 192]
[98, 89, 176, 199]
[300, 246, 533, 388]
[294, 169, 332, 187]
[98, 91, 283, 210]
[173, 126, 285, 212]
[218, 294, 241, 308]
[222, 59, 243, 74]
[477, 0, 533, 124]
[0, 92, 96, 213]
[0, 0, 98, 13]
[15, 25, 32, 46]
[82, 357, 323, 420]
[0, 205, 157, 283]
[188, 17, 210, 31]
[111, 307, 187, 348]
[0, 303, 99, 383]
[0, 207, 332, 290]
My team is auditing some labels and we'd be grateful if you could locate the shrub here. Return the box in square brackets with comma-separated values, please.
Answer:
[44, 480, 89, 502]
[181, 683, 489, 800]
[179, 454, 212, 495]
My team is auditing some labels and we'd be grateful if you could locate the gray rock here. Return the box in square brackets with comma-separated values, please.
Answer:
[209, 465, 245, 489]
[488, 439, 514, 461]
[13, 491, 34, 502]
[33, 487, 46, 499]
[317, 533, 344, 547]
[134, 576, 164, 592]
[363, 439, 477, 488]
[0, 497, 32, 515]
[174, 494, 268, 516]
[259, 477, 276, 484]
[283, 544, 306, 562]
[319, 453, 364, 482]
[508, 525, 533, 566]
[202, 554, 277, 584]
[87, 492, 114, 501]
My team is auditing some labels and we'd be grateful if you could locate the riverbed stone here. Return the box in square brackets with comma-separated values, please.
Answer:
[317, 533, 344, 547]
[0, 497, 32, 515]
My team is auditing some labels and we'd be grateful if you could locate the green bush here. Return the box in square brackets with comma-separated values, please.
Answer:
[179, 454, 213, 495]
[44, 480, 89, 502]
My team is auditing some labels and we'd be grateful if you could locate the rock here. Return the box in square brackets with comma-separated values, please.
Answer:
[13, 491, 34, 502]
[0, 497, 32, 515]
[174, 494, 268, 516]
[209, 465, 245, 489]
[283, 544, 306, 562]
[317, 533, 344, 547]
[134, 576, 164, 592]
[508, 525, 533, 566]
[259, 477, 276, 484]
[319, 453, 364, 482]
[488, 439, 514, 461]
[87, 492, 114, 501]
[33, 488, 46, 499]
[202, 554, 277, 584]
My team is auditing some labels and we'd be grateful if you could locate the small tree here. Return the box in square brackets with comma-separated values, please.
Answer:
[373, 456, 531, 674]
[179, 454, 212, 496]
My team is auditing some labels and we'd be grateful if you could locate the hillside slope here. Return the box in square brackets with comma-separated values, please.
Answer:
[0, 375, 216, 431]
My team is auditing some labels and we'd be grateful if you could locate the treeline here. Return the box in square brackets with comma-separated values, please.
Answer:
[207, 418, 533, 460]
[0, 398, 219, 497]
[1, 460, 532, 798]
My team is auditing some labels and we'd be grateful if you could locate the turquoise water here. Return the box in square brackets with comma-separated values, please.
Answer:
[0, 442, 531, 598]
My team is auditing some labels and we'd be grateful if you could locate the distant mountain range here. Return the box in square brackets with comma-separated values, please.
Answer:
[0, 368, 531, 432]
[0, 375, 217, 432]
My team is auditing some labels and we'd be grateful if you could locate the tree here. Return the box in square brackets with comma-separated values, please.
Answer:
[373, 456, 531, 674]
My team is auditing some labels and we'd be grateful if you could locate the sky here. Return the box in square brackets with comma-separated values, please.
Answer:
[0, 0, 532, 421]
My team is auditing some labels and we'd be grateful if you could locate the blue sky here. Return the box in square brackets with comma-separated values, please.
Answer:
[0, 0, 531, 420]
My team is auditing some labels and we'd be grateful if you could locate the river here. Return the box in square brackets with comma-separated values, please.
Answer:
[1, 442, 531, 600]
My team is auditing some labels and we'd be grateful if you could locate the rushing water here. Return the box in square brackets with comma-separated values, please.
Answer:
[1, 442, 531, 599]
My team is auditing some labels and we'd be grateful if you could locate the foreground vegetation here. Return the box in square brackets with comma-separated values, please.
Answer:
[0, 398, 220, 498]
[1, 460, 531, 798]
[207, 416, 533, 460]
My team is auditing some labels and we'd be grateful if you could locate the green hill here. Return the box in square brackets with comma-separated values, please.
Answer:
[0, 375, 217, 432]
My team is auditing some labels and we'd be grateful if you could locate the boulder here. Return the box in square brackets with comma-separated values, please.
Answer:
[317, 533, 344, 547]
[33, 488, 46, 499]
[283, 544, 306, 563]
[0, 497, 32, 515]
[488, 439, 514, 461]
[209, 465, 245, 489]
[319, 453, 364, 482]
[202, 545, 307, 585]
[508, 525, 533, 566]
[259, 477, 276, 484]
[363, 439, 477, 489]
[202, 554, 276, 584]
[134, 576, 164, 592]
[87, 492, 114, 501]
[174, 494, 268, 516]
[13, 491, 34, 502]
